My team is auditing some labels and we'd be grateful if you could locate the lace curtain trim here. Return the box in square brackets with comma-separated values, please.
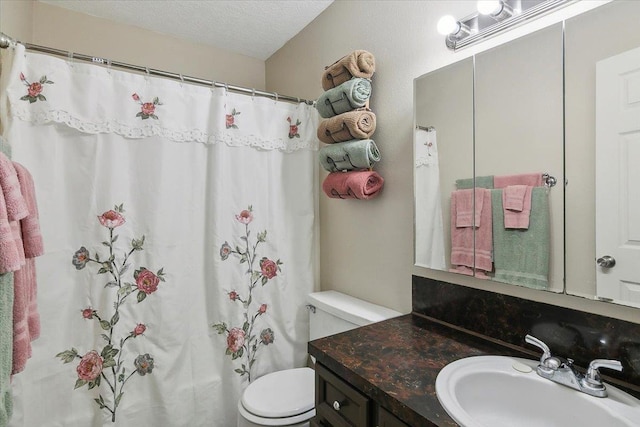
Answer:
[12, 109, 318, 153]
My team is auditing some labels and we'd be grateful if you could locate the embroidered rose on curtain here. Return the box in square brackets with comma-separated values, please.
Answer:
[212, 206, 283, 382]
[57, 204, 166, 423]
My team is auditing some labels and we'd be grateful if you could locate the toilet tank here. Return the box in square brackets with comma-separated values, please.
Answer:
[307, 291, 402, 341]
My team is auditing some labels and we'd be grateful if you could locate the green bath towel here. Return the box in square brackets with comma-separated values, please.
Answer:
[491, 188, 550, 290]
[0, 273, 14, 427]
[316, 78, 372, 118]
[456, 175, 494, 190]
[319, 139, 380, 172]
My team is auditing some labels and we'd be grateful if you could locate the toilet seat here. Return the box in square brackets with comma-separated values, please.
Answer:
[238, 367, 315, 425]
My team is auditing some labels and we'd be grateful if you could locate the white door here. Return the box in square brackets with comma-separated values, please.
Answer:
[596, 46, 640, 307]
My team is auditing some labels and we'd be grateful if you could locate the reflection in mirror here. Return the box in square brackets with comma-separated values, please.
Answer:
[414, 59, 473, 270]
[414, 25, 564, 293]
[565, 0, 640, 308]
[473, 23, 564, 292]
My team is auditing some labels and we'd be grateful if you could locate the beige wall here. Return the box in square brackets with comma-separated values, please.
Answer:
[3, 0, 638, 322]
[2, 1, 264, 89]
[266, 0, 640, 323]
[0, 0, 34, 43]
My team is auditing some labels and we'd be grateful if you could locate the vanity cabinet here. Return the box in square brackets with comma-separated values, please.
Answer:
[377, 407, 411, 427]
[313, 362, 414, 427]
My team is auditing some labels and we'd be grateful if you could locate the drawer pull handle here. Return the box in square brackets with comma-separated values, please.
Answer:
[332, 400, 341, 411]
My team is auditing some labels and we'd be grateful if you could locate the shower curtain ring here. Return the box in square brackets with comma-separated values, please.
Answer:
[179, 74, 185, 86]
[274, 93, 279, 103]
[224, 83, 229, 95]
[67, 51, 74, 67]
[251, 88, 255, 100]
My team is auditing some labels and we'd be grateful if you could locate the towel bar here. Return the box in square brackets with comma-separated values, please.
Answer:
[542, 173, 557, 187]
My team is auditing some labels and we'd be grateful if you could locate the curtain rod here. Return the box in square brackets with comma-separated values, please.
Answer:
[0, 32, 314, 105]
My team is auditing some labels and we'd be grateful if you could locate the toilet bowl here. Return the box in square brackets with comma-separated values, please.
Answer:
[237, 291, 401, 427]
[237, 367, 315, 427]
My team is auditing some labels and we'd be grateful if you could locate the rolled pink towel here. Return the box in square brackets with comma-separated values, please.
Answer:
[322, 50, 376, 91]
[322, 171, 384, 200]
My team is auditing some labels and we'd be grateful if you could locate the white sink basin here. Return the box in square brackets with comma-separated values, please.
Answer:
[436, 355, 640, 427]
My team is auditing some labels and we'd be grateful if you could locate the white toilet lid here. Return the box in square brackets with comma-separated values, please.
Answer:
[241, 367, 315, 418]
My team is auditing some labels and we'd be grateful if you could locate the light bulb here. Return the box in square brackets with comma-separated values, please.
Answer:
[437, 15, 460, 35]
[477, 0, 503, 16]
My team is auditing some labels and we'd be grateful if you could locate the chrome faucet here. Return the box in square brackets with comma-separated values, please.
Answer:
[524, 334, 623, 398]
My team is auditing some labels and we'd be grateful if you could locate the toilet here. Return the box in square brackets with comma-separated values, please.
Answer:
[237, 290, 402, 427]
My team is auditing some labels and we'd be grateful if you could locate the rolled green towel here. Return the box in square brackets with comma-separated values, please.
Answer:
[319, 139, 381, 172]
[316, 78, 372, 118]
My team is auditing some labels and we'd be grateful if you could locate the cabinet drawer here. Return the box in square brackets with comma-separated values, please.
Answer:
[315, 363, 370, 426]
[377, 407, 410, 427]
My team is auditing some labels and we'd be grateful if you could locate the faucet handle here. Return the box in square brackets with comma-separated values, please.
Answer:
[525, 334, 552, 364]
[586, 359, 623, 383]
[580, 359, 623, 397]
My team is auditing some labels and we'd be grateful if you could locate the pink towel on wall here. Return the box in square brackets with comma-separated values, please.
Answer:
[503, 185, 533, 229]
[0, 152, 28, 222]
[450, 188, 493, 273]
[11, 163, 44, 373]
[14, 163, 44, 258]
[322, 171, 384, 200]
[0, 186, 22, 273]
[503, 185, 527, 211]
[494, 173, 543, 188]
[453, 189, 483, 228]
[12, 260, 36, 374]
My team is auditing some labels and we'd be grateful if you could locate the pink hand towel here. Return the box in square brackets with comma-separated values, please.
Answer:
[503, 185, 527, 212]
[12, 260, 36, 374]
[450, 188, 493, 273]
[14, 163, 43, 350]
[0, 152, 28, 222]
[494, 173, 543, 188]
[14, 163, 44, 258]
[10, 220, 25, 268]
[453, 189, 483, 228]
[322, 171, 384, 200]
[0, 189, 22, 273]
[503, 185, 533, 229]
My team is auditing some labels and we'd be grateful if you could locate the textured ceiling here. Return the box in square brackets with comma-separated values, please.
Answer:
[39, 0, 334, 60]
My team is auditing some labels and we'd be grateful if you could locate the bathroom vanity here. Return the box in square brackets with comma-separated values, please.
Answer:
[310, 277, 640, 426]
[310, 313, 524, 426]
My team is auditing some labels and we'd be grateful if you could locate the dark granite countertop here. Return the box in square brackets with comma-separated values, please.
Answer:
[308, 313, 532, 427]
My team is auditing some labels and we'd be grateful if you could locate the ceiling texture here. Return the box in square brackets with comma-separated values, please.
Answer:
[39, 0, 334, 60]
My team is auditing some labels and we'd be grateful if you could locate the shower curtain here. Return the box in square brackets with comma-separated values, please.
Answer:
[0, 45, 319, 426]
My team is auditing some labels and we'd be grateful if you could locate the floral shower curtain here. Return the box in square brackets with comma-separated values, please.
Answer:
[0, 45, 319, 426]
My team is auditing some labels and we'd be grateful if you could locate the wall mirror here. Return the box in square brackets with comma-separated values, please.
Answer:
[414, 58, 473, 272]
[415, 0, 640, 308]
[414, 23, 564, 293]
[564, 0, 640, 308]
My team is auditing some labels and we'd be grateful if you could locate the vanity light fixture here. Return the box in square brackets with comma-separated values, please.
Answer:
[477, 0, 513, 20]
[438, 0, 574, 51]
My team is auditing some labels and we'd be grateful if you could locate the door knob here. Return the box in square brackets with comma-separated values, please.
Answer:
[596, 255, 616, 268]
